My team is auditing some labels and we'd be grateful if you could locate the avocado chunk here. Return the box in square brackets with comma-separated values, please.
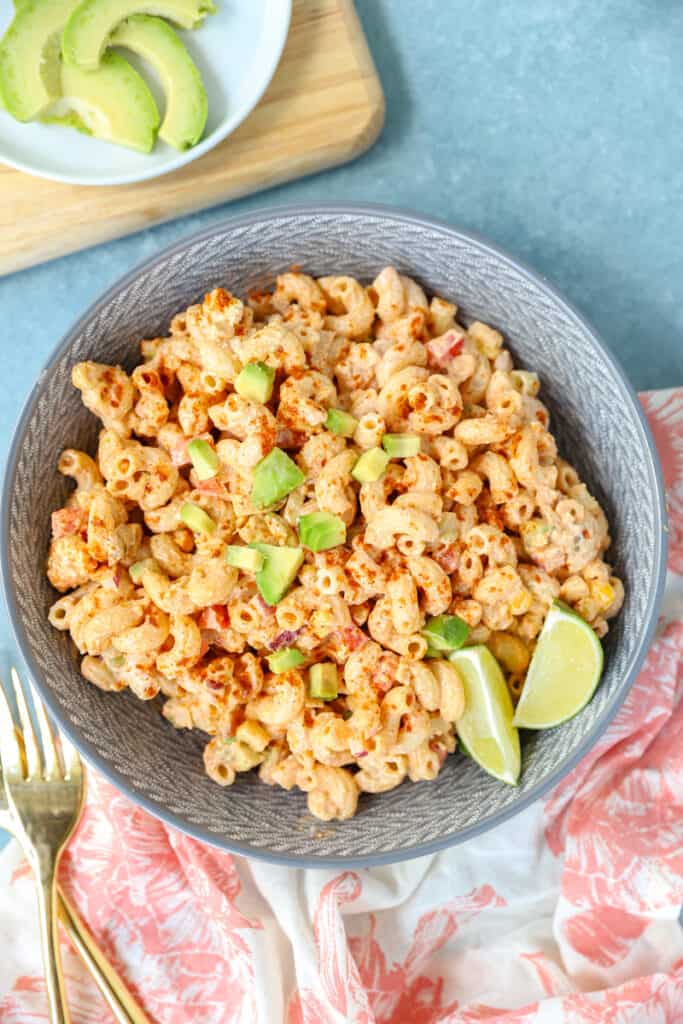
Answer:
[250, 543, 304, 605]
[0, 0, 76, 122]
[225, 545, 264, 573]
[325, 408, 358, 438]
[250, 448, 305, 510]
[298, 511, 346, 552]
[309, 663, 338, 700]
[267, 647, 305, 673]
[421, 614, 469, 653]
[382, 433, 421, 458]
[110, 14, 207, 150]
[63, 0, 215, 71]
[187, 438, 218, 480]
[180, 500, 216, 535]
[235, 361, 275, 404]
[351, 447, 390, 484]
[55, 52, 159, 152]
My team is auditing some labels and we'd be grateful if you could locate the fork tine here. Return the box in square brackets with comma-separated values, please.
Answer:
[57, 727, 82, 781]
[0, 681, 23, 780]
[10, 668, 41, 780]
[28, 678, 63, 781]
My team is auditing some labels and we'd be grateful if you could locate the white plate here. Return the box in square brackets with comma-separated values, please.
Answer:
[0, 0, 291, 186]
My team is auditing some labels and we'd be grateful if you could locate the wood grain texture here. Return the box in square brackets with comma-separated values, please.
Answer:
[0, 0, 384, 277]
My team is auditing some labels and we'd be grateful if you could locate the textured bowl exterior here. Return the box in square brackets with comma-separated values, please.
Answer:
[2, 204, 667, 866]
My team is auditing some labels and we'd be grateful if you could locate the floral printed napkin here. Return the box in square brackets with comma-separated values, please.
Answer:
[1, 389, 681, 1024]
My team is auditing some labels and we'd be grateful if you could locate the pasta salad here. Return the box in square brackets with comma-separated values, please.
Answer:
[46, 268, 624, 820]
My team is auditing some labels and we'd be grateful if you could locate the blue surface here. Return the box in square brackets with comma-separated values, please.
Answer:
[1, 0, 682, 848]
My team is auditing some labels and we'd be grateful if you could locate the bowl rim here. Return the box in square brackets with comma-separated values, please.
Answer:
[0, 0, 292, 187]
[1, 201, 669, 867]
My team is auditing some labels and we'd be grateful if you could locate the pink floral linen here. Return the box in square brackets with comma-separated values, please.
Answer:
[0, 388, 681, 1024]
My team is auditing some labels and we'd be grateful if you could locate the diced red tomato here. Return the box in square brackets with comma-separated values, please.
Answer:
[341, 625, 367, 652]
[371, 652, 399, 692]
[426, 329, 465, 368]
[199, 605, 230, 631]
[433, 543, 460, 573]
[51, 507, 88, 540]
[196, 478, 230, 499]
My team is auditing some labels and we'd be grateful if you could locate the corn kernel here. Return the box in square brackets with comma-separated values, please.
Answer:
[592, 582, 615, 610]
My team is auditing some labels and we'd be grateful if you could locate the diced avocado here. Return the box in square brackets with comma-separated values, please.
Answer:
[351, 447, 390, 484]
[424, 646, 442, 659]
[298, 511, 346, 552]
[421, 614, 469, 653]
[250, 448, 305, 510]
[180, 501, 216, 535]
[225, 545, 264, 573]
[250, 543, 304, 605]
[325, 408, 358, 437]
[62, 0, 215, 71]
[309, 663, 338, 700]
[267, 647, 305, 673]
[0, 0, 76, 122]
[109, 14, 207, 150]
[188, 438, 218, 481]
[59, 52, 160, 153]
[382, 433, 421, 458]
[235, 361, 275, 404]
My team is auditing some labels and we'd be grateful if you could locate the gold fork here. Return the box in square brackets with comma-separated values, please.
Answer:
[0, 668, 153, 1024]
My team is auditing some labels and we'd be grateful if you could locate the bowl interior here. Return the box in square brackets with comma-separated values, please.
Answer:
[3, 207, 665, 865]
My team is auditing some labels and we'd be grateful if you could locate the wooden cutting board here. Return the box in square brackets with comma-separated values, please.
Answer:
[0, 0, 384, 277]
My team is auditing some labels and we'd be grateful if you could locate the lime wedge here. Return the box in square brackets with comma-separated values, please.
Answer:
[450, 645, 521, 785]
[512, 600, 604, 729]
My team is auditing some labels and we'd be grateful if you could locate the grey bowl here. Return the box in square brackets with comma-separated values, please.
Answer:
[2, 204, 667, 867]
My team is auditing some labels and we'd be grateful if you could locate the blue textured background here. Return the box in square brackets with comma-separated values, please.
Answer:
[1, 0, 682, 845]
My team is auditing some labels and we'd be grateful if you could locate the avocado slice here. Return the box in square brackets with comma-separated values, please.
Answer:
[250, 448, 305, 510]
[56, 52, 159, 152]
[250, 543, 304, 606]
[63, 0, 215, 71]
[235, 362, 276, 404]
[298, 511, 346, 552]
[0, 0, 77, 122]
[110, 14, 207, 150]
[41, 108, 91, 133]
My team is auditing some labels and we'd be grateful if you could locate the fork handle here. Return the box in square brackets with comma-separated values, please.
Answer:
[35, 873, 71, 1024]
[57, 886, 153, 1024]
